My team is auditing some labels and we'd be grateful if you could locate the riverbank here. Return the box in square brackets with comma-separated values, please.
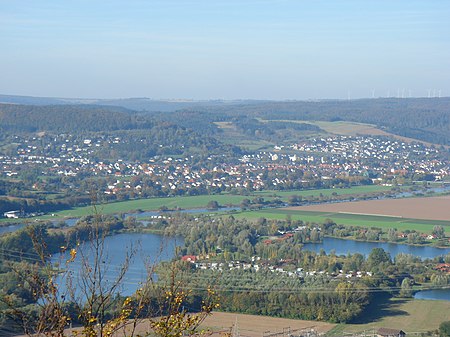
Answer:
[301, 236, 450, 258]
[320, 234, 450, 250]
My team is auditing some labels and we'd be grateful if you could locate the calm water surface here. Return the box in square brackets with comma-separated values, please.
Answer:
[303, 237, 450, 259]
[52, 233, 182, 296]
[414, 289, 450, 301]
[0, 223, 26, 235]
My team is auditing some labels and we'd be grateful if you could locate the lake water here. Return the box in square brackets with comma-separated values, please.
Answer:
[414, 289, 450, 301]
[303, 237, 450, 259]
[52, 233, 182, 296]
[0, 223, 26, 235]
[24, 228, 450, 302]
[0, 217, 80, 236]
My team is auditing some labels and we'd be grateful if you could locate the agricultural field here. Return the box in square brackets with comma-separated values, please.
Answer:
[253, 185, 392, 198]
[234, 208, 450, 234]
[232, 194, 450, 234]
[21, 185, 393, 221]
[271, 120, 438, 147]
[268, 120, 388, 137]
[329, 297, 450, 335]
[214, 121, 274, 150]
[291, 195, 450, 222]
[201, 312, 335, 337]
[37, 194, 252, 219]
[309, 121, 388, 136]
[31, 312, 335, 337]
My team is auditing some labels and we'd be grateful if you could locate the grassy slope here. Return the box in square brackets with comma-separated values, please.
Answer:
[328, 297, 450, 335]
[265, 120, 388, 137]
[266, 119, 438, 147]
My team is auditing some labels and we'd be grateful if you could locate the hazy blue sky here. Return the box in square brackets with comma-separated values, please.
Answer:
[1, 0, 449, 100]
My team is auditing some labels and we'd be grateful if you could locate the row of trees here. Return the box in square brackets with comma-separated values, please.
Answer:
[157, 263, 369, 323]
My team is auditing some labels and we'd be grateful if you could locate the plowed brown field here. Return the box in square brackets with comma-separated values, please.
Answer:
[287, 195, 450, 221]
[41, 313, 335, 337]
[202, 312, 335, 337]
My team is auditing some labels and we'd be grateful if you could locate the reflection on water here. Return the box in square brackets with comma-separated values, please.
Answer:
[414, 289, 450, 301]
[52, 232, 182, 296]
[303, 237, 450, 259]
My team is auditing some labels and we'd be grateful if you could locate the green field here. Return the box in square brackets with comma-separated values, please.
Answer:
[214, 121, 275, 150]
[253, 185, 392, 198]
[37, 194, 251, 219]
[328, 297, 450, 335]
[234, 208, 450, 234]
[265, 119, 396, 138]
[17, 185, 393, 220]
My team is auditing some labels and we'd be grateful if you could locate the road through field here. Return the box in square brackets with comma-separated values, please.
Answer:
[288, 195, 450, 221]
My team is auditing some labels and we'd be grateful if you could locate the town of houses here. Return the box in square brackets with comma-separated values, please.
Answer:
[1, 133, 449, 198]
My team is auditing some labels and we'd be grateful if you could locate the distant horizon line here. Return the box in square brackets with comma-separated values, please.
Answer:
[0, 92, 448, 103]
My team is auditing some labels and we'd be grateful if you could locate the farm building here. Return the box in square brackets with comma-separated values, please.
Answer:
[377, 328, 406, 337]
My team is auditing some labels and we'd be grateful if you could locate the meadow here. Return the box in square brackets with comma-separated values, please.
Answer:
[329, 297, 450, 335]
[205, 300, 450, 337]
[28, 185, 391, 220]
[234, 209, 450, 234]
[267, 119, 388, 137]
[269, 119, 435, 146]
[253, 185, 391, 198]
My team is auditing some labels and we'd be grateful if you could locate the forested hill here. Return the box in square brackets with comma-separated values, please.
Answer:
[0, 104, 151, 132]
[0, 103, 241, 160]
[1, 97, 449, 146]
[180, 98, 450, 146]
